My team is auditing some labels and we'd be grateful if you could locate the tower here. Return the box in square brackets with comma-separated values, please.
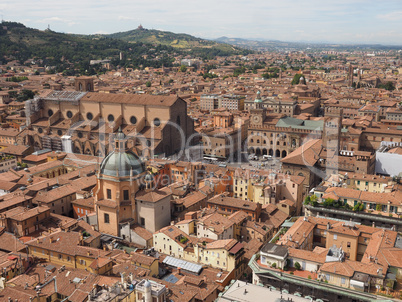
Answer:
[94, 129, 146, 236]
[322, 110, 342, 175]
[250, 91, 266, 126]
[75, 76, 94, 92]
[347, 64, 354, 87]
[144, 280, 152, 302]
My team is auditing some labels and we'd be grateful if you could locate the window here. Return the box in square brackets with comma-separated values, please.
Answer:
[341, 277, 345, 284]
[130, 116, 137, 124]
[333, 234, 337, 240]
[347, 242, 351, 248]
[107, 189, 112, 199]
[123, 190, 129, 200]
[66, 111, 73, 118]
[140, 217, 145, 226]
[107, 114, 114, 122]
[153, 118, 161, 126]
[48, 109, 54, 116]
[86, 112, 93, 120]
[104, 213, 110, 224]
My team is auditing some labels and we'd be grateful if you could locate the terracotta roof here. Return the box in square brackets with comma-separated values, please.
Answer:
[289, 247, 327, 264]
[198, 212, 234, 235]
[130, 252, 157, 266]
[131, 224, 153, 241]
[281, 139, 322, 166]
[135, 188, 171, 202]
[82, 92, 180, 107]
[0, 231, 26, 252]
[206, 238, 237, 250]
[26, 230, 110, 259]
[320, 260, 383, 277]
[207, 194, 259, 211]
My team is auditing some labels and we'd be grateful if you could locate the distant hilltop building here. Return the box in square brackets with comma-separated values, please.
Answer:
[137, 24, 144, 30]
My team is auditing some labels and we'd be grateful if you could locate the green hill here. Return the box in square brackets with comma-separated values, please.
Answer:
[0, 22, 251, 76]
[0, 22, 179, 75]
[107, 27, 250, 58]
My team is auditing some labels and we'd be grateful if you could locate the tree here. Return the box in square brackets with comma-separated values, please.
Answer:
[145, 81, 151, 87]
[291, 73, 304, 85]
[294, 261, 301, 270]
[17, 89, 35, 101]
[379, 81, 395, 91]
[179, 65, 187, 72]
[376, 204, 382, 212]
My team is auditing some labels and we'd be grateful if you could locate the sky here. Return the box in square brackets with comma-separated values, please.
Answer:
[1, 0, 402, 45]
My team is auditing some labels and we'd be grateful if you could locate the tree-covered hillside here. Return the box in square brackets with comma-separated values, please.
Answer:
[107, 27, 251, 58]
[0, 22, 179, 75]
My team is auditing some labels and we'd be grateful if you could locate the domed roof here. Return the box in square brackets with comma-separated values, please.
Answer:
[144, 280, 151, 288]
[99, 150, 145, 178]
[254, 90, 262, 103]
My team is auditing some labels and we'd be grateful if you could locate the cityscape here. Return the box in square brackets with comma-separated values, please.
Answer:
[0, 3, 402, 301]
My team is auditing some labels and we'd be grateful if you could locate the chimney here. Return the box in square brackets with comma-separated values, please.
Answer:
[203, 275, 207, 283]
[177, 267, 181, 275]
[372, 221, 375, 228]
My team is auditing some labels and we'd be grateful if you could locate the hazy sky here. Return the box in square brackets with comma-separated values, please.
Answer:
[1, 0, 402, 44]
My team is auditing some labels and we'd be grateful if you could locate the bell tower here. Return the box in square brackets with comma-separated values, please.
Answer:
[250, 91, 266, 126]
[94, 128, 146, 237]
[75, 76, 94, 92]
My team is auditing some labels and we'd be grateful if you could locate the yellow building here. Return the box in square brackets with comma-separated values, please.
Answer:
[130, 252, 159, 277]
[153, 225, 245, 278]
[26, 231, 113, 274]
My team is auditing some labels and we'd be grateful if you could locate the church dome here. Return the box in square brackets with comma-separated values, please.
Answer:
[254, 90, 262, 103]
[99, 128, 146, 178]
[99, 150, 145, 177]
